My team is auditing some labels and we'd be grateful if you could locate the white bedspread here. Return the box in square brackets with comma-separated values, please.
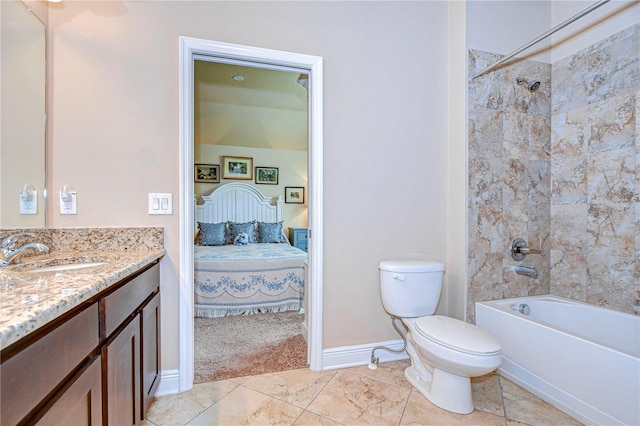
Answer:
[194, 244, 307, 317]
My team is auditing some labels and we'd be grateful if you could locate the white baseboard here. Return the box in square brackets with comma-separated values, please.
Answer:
[156, 369, 181, 396]
[156, 339, 409, 397]
[321, 339, 408, 370]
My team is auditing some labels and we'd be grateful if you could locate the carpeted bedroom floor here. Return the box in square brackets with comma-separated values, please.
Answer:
[194, 311, 308, 383]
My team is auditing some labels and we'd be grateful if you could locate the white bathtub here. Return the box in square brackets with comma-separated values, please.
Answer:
[476, 295, 640, 426]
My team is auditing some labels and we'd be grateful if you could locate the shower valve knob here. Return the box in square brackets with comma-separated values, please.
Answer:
[509, 238, 544, 261]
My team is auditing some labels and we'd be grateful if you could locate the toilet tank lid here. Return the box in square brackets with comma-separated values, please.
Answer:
[379, 260, 445, 273]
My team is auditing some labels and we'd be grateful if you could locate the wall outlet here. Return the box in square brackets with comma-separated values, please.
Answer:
[19, 193, 38, 215]
[60, 191, 77, 214]
[148, 193, 172, 215]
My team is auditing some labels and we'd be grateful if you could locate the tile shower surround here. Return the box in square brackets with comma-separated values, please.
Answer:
[468, 23, 640, 319]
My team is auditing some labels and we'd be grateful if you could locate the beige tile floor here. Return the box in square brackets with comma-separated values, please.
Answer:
[143, 360, 582, 426]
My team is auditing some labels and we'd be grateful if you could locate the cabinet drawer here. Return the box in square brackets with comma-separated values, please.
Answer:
[101, 264, 159, 338]
[1, 304, 99, 426]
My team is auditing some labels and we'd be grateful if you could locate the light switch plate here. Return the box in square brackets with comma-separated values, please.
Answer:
[149, 193, 172, 215]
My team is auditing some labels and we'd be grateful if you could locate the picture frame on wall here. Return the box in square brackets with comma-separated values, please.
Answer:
[255, 167, 279, 185]
[285, 186, 304, 204]
[222, 156, 253, 180]
[194, 164, 220, 183]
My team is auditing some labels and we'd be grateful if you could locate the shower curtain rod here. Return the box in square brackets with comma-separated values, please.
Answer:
[470, 0, 611, 80]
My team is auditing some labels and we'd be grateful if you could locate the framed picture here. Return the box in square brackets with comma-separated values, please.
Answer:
[194, 164, 220, 183]
[222, 156, 253, 180]
[285, 186, 305, 204]
[255, 167, 279, 185]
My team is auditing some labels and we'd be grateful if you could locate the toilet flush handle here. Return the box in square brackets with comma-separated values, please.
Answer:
[392, 274, 405, 281]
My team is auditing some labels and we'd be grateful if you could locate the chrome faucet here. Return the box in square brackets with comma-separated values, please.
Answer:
[509, 238, 544, 261]
[513, 265, 540, 279]
[0, 233, 49, 266]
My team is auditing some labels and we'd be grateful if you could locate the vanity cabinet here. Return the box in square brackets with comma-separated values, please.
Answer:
[141, 291, 161, 415]
[101, 262, 159, 425]
[0, 261, 161, 426]
[0, 304, 99, 425]
[103, 316, 141, 425]
[36, 355, 102, 425]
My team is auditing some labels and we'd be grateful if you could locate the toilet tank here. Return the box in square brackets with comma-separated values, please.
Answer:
[379, 260, 445, 317]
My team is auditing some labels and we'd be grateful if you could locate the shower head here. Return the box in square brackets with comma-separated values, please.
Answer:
[516, 77, 541, 92]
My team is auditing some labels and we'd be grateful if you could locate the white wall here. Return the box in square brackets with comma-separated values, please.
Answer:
[195, 144, 308, 229]
[466, 0, 552, 62]
[550, 1, 640, 62]
[48, 1, 451, 371]
[1, 0, 46, 228]
[467, 0, 639, 64]
[446, 0, 468, 320]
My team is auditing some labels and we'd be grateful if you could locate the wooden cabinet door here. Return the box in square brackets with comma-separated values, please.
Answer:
[1, 305, 99, 425]
[102, 317, 140, 426]
[36, 355, 102, 426]
[141, 291, 161, 418]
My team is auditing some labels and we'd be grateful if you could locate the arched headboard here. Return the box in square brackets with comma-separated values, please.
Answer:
[195, 182, 283, 225]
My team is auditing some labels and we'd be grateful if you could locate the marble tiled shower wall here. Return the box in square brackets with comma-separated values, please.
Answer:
[550, 24, 639, 315]
[467, 23, 640, 319]
[467, 51, 552, 322]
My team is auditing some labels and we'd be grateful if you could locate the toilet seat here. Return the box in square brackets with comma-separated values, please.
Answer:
[414, 315, 500, 356]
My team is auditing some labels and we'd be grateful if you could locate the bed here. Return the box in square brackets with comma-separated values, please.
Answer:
[194, 182, 307, 318]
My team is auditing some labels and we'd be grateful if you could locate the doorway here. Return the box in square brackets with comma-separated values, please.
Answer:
[178, 37, 324, 392]
[193, 60, 308, 382]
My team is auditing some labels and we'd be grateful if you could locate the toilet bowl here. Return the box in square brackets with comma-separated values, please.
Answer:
[402, 316, 501, 414]
[379, 260, 501, 414]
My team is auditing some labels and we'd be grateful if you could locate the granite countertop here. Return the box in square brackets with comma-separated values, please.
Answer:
[0, 248, 165, 350]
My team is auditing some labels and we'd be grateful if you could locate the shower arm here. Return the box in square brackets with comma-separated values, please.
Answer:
[470, 0, 611, 80]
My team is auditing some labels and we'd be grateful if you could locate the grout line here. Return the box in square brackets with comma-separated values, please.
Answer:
[398, 388, 413, 426]
[497, 375, 509, 423]
[182, 379, 242, 425]
[303, 369, 338, 409]
[300, 369, 342, 421]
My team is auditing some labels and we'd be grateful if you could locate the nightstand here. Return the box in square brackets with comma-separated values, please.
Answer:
[288, 227, 308, 252]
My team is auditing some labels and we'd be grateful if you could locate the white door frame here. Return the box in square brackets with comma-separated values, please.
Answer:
[178, 37, 324, 391]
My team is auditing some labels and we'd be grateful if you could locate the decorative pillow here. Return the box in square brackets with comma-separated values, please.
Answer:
[227, 221, 256, 244]
[257, 221, 284, 243]
[198, 222, 226, 246]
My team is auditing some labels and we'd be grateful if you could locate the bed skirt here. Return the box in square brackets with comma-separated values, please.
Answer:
[194, 300, 303, 318]
[194, 244, 306, 318]
[194, 270, 304, 318]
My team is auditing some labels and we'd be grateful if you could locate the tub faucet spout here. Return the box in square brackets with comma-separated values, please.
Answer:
[513, 266, 539, 279]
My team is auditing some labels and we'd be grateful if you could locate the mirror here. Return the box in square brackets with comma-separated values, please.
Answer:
[1, 0, 47, 229]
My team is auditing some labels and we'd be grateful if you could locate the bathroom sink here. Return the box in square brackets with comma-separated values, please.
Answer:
[27, 262, 107, 273]
[4, 254, 119, 274]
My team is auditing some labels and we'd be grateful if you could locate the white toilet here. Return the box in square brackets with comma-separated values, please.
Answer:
[379, 260, 501, 414]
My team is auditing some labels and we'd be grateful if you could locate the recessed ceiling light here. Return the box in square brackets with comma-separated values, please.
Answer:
[232, 75, 244, 82]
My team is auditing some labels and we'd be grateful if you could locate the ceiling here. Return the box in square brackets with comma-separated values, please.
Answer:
[194, 61, 309, 151]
